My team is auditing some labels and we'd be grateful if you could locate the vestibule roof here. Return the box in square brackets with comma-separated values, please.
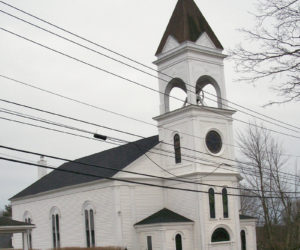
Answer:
[135, 208, 193, 226]
[155, 0, 223, 55]
[11, 135, 159, 200]
[0, 217, 35, 233]
[239, 214, 257, 220]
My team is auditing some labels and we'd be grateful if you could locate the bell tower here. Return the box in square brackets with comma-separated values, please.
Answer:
[154, 0, 228, 115]
[153, 0, 237, 175]
[153, 2, 243, 249]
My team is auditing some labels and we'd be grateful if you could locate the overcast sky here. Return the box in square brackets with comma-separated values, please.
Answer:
[0, 0, 299, 209]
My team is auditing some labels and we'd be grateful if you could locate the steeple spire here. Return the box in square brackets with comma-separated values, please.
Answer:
[155, 0, 223, 55]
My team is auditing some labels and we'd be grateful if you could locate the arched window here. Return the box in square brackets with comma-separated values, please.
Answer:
[196, 75, 222, 108]
[241, 230, 246, 250]
[208, 188, 215, 218]
[24, 212, 32, 249]
[52, 214, 60, 248]
[222, 188, 228, 218]
[50, 207, 60, 248]
[164, 78, 187, 112]
[85, 208, 95, 247]
[175, 234, 182, 250]
[174, 134, 181, 164]
[211, 228, 230, 242]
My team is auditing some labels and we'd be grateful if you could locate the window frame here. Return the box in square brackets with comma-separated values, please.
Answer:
[241, 230, 246, 250]
[175, 233, 183, 250]
[208, 188, 216, 219]
[222, 187, 229, 218]
[173, 133, 182, 164]
[50, 207, 61, 249]
[147, 235, 152, 250]
[211, 227, 230, 243]
[84, 208, 95, 247]
[51, 213, 60, 248]
[205, 130, 223, 154]
[24, 214, 32, 249]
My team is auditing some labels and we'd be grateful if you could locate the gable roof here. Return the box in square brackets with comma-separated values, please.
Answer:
[135, 208, 193, 226]
[155, 0, 223, 55]
[11, 135, 159, 200]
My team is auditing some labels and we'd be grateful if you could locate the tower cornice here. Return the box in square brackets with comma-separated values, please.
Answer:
[153, 105, 236, 125]
[153, 41, 227, 66]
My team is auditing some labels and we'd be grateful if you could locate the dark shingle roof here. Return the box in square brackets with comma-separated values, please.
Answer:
[135, 208, 193, 226]
[155, 0, 223, 55]
[240, 214, 257, 220]
[11, 135, 159, 200]
[0, 217, 32, 226]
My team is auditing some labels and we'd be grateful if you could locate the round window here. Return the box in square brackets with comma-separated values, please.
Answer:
[205, 130, 222, 154]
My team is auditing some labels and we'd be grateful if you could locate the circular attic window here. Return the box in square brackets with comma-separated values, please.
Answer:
[205, 130, 222, 154]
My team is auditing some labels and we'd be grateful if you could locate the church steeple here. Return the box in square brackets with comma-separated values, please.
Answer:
[155, 0, 223, 55]
[153, 0, 235, 173]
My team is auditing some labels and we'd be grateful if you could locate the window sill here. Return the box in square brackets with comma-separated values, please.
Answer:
[209, 218, 231, 221]
[210, 241, 234, 246]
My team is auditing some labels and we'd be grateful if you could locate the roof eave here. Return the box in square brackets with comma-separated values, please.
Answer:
[134, 221, 194, 228]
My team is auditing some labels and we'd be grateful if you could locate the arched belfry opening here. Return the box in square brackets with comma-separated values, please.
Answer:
[165, 78, 187, 112]
[196, 75, 222, 108]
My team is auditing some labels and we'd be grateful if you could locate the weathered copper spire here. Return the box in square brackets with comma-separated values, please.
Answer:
[155, 0, 223, 55]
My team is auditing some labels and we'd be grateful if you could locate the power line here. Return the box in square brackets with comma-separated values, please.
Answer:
[1, 80, 299, 183]
[1, 145, 299, 197]
[0, 111, 256, 187]
[0, 2, 298, 196]
[1, 109, 299, 186]
[1, 102, 299, 184]
[0, 98, 143, 139]
[1, 156, 233, 197]
[1, 0, 299, 133]
[1, 8, 300, 137]
[0, 111, 250, 180]
[0, 1, 300, 136]
[1, 27, 300, 142]
[0, 74, 154, 127]
[2, 98, 300, 160]
[0, 116, 121, 147]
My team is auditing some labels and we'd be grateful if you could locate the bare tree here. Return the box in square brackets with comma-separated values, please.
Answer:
[231, 0, 300, 104]
[238, 124, 300, 249]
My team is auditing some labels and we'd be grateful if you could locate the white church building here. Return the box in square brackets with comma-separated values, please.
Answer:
[11, 0, 257, 249]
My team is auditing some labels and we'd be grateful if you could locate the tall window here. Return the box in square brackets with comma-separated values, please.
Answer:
[174, 134, 181, 164]
[24, 216, 32, 249]
[52, 213, 60, 248]
[209, 188, 215, 218]
[241, 230, 246, 250]
[175, 234, 182, 250]
[85, 209, 95, 247]
[211, 228, 230, 242]
[222, 188, 228, 218]
[147, 236, 152, 250]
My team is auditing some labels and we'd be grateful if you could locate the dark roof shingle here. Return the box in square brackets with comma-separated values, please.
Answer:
[240, 214, 257, 220]
[156, 0, 223, 55]
[135, 208, 193, 226]
[0, 217, 33, 226]
[11, 135, 159, 200]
